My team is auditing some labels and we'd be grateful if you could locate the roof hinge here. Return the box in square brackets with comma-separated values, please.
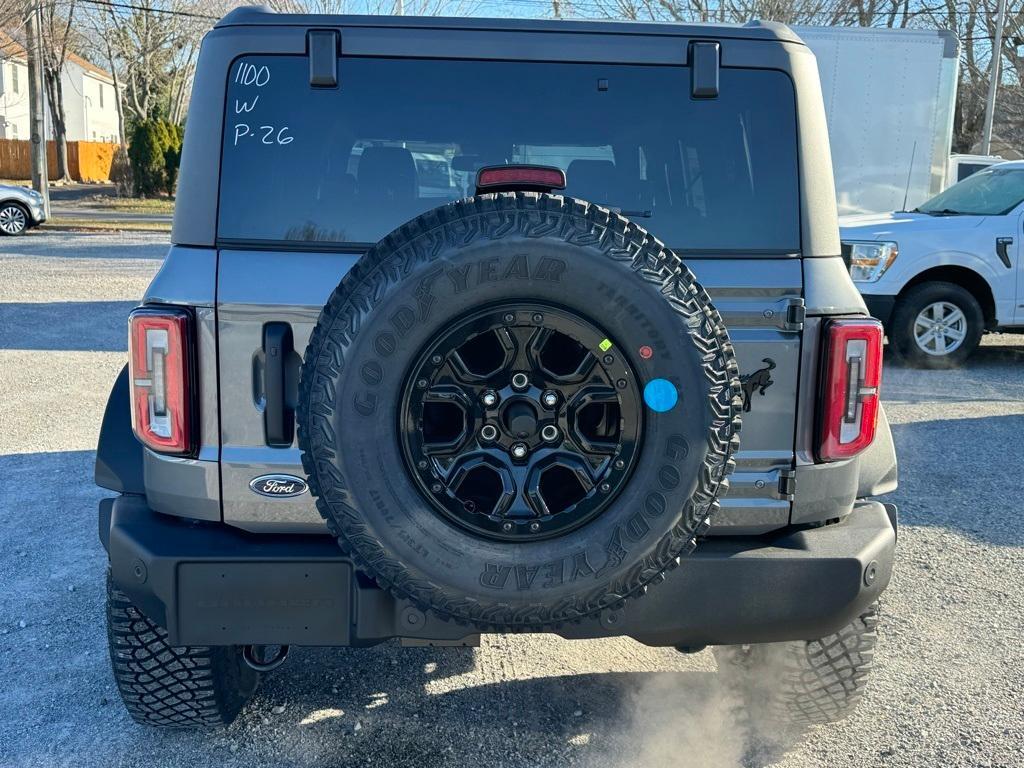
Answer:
[689, 41, 720, 99]
[778, 469, 796, 501]
[784, 299, 806, 331]
[308, 30, 339, 88]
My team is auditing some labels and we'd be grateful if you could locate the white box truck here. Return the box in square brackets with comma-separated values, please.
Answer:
[794, 25, 970, 215]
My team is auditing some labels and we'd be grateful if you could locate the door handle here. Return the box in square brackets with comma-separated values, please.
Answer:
[263, 322, 294, 447]
[996, 237, 1013, 269]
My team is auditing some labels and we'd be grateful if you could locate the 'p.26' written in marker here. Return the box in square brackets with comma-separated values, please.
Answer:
[233, 124, 294, 146]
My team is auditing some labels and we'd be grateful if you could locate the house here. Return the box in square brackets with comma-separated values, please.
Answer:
[0, 31, 121, 144]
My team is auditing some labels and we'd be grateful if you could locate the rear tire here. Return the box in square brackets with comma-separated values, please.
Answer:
[890, 282, 983, 368]
[106, 573, 259, 728]
[714, 602, 880, 730]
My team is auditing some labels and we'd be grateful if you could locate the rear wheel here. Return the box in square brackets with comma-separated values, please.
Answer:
[106, 573, 259, 728]
[0, 202, 28, 235]
[890, 282, 983, 368]
[714, 602, 880, 732]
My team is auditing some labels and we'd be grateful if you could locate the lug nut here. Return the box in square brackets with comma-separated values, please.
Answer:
[481, 389, 499, 407]
[503, 313, 516, 324]
[502, 521, 513, 532]
[541, 390, 559, 408]
[614, 459, 625, 470]
[510, 442, 529, 460]
[431, 354, 443, 365]
[531, 313, 544, 324]
[541, 425, 560, 443]
[599, 482, 611, 493]
[511, 372, 530, 391]
[480, 424, 498, 442]
[431, 483, 443, 493]
[529, 522, 541, 532]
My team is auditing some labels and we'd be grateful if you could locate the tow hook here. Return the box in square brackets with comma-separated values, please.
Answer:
[243, 644, 290, 673]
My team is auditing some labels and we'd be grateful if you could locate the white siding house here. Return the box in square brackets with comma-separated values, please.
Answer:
[0, 33, 121, 143]
[64, 53, 121, 143]
[0, 52, 30, 140]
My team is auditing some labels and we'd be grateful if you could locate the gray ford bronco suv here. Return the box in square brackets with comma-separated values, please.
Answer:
[96, 7, 898, 730]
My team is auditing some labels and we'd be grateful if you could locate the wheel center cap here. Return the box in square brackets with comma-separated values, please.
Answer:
[503, 400, 539, 438]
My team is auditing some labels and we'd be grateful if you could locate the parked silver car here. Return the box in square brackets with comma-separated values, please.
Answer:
[0, 184, 46, 235]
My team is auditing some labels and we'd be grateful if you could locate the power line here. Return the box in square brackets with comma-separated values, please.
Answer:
[74, 0, 218, 20]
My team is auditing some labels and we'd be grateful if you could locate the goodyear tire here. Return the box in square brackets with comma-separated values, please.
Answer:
[106, 573, 259, 728]
[299, 193, 741, 630]
[714, 603, 880, 729]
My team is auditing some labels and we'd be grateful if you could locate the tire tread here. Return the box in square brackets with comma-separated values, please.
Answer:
[299, 193, 742, 631]
[106, 574, 258, 728]
[716, 602, 880, 728]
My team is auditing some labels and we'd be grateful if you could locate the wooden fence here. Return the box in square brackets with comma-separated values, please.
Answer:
[0, 139, 119, 182]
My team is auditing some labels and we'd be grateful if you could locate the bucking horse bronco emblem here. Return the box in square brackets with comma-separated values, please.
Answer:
[740, 358, 776, 412]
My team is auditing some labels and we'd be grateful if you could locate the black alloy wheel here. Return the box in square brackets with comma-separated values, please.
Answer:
[400, 303, 642, 541]
[299, 193, 741, 630]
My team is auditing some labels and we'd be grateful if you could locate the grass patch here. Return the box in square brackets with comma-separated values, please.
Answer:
[70, 195, 175, 214]
[43, 217, 171, 233]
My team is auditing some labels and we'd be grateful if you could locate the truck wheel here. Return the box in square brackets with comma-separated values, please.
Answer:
[299, 193, 742, 631]
[106, 573, 259, 728]
[715, 603, 879, 730]
[890, 282, 983, 368]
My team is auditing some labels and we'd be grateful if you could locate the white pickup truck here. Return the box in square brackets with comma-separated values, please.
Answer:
[841, 161, 1024, 367]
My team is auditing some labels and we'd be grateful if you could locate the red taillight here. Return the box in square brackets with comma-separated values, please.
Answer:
[129, 307, 193, 455]
[817, 318, 883, 462]
[476, 165, 566, 193]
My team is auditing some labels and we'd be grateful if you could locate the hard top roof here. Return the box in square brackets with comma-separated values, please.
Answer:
[215, 6, 803, 45]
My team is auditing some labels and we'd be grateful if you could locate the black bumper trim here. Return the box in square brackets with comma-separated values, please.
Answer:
[102, 495, 896, 647]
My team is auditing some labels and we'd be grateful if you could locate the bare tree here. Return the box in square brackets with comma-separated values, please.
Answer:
[81, 0, 216, 125]
[79, 5, 128, 145]
[266, 0, 482, 15]
[40, 0, 77, 182]
[910, 0, 1024, 153]
[565, 0, 922, 26]
[0, 0, 22, 29]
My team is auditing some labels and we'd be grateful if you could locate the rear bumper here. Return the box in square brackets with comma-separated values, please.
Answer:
[101, 495, 896, 648]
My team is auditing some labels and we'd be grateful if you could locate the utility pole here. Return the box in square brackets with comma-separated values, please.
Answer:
[980, 0, 1008, 156]
[25, 1, 50, 217]
[396, 0, 404, 15]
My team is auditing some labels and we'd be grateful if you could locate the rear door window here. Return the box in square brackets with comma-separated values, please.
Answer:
[219, 56, 800, 252]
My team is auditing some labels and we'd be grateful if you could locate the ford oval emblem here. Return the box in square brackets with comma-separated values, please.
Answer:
[249, 474, 308, 498]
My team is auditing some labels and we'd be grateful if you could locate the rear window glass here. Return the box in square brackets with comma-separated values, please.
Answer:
[219, 56, 799, 252]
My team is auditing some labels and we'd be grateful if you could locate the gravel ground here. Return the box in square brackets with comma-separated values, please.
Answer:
[1, 231, 1022, 768]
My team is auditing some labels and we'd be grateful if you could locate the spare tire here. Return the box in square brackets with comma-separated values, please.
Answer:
[299, 193, 741, 631]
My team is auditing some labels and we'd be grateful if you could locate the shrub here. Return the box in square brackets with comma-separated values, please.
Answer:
[128, 120, 166, 197]
[163, 144, 181, 195]
[128, 119, 184, 197]
[162, 122, 184, 196]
